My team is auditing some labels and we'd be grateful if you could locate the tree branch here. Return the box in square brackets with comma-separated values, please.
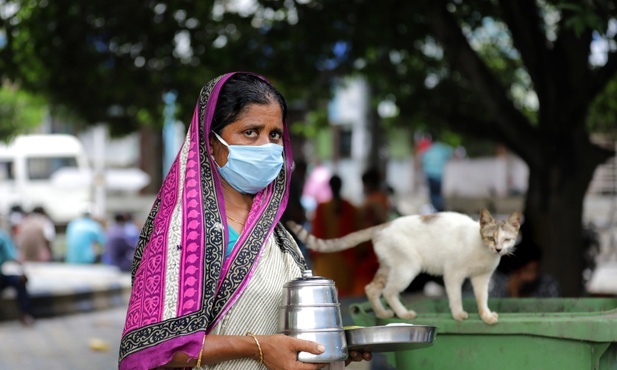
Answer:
[589, 50, 617, 98]
[427, 1, 540, 163]
[552, 5, 595, 126]
[499, 0, 552, 106]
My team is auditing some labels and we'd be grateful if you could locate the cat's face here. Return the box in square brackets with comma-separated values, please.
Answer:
[479, 209, 521, 255]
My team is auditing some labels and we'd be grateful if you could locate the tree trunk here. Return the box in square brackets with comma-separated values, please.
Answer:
[523, 133, 612, 296]
[367, 107, 384, 171]
[524, 168, 586, 296]
[366, 82, 388, 175]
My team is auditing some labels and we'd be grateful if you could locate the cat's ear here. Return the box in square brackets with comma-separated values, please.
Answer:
[479, 208, 494, 227]
[508, 211, 522, 230]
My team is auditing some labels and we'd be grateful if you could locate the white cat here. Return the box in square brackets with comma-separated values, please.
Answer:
[287, 208, 521, 325]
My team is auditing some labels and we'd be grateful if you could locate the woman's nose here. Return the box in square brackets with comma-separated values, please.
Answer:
[255, 135, 271, 146]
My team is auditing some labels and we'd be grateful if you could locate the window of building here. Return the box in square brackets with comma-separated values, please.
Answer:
[338, 127, 353, 159]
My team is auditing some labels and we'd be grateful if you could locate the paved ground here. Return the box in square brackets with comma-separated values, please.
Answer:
[0, 264, 391, 369]
[0, 303, 394, 370]
[0, 306, 126, 370]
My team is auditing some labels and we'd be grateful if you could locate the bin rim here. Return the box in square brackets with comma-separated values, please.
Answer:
[349, 297, 617, 343]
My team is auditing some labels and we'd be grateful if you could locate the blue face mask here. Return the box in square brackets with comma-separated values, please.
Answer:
[212, 132, 284, 194]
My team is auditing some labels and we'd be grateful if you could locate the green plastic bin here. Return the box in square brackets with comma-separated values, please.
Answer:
[349, 297, 617, 370]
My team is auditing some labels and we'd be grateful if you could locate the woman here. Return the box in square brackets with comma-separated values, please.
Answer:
[118, 72, 371, 369]
[310, 175, 359, 297]
[350, 168, 389, 296]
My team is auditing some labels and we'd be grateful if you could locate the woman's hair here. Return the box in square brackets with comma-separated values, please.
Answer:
[211, 73, 287, 134]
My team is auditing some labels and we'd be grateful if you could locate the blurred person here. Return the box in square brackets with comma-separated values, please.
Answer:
[491, 234, 559, 298]
[351, 167, 390, 296]
[412, 131, 432, 195]
[310, 174, 359, 297]
[8, 205, 25, 238]
[65, 211, 106, 264]
[420, 136, 453, 212]
[301, 161, 333, 217]
[118, 72, 371, 369]
[0, 228, 34, 326]
[385, 184, 402, 220]
[15, 206, 55, 262]
[122, 212, 140, 247]
[103, 213, 136, 272]
[360, 167, 390, 224]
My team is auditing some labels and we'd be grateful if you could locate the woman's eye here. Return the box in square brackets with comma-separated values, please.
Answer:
[270, 131, 282, 140]
[244, 130, 256, 137]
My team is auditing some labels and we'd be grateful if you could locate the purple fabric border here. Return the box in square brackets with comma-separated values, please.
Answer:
[120, 331, 204, 370]
[178, 106, 207, 316]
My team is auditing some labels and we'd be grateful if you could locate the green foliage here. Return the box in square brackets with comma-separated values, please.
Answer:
[290, 108, 329, 139]
[558, 2, 606, 36]
[386, 128, 413, 159]
[0, 85, 46, 141]
[1, 0, 616, 146]
[2, 1, 222, 134]
[588, 75, 617, 134]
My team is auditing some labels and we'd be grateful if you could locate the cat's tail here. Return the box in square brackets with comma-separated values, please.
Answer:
[286, 220, 388, 252]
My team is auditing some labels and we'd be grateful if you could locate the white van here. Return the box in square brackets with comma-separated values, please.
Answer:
[0, 134, 93, 224]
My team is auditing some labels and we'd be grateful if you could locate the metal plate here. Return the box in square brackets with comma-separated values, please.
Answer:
[344, 324, 436, 353]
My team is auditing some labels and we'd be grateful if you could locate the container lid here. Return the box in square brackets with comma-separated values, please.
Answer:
[283, 270, 335, 287]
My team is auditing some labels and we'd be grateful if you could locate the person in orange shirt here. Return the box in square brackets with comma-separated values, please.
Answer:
[310, 174, 360, 297]
[351, 167, 391, 296]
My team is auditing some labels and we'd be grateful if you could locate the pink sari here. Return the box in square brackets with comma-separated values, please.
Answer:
[118, 72, 303, 370]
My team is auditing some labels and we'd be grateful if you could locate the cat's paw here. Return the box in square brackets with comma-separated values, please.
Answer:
[397, 310, 416, 320]
[376, 309, 395, 319]
[480, 311, 499, 325]
[452, 311, 469, 321]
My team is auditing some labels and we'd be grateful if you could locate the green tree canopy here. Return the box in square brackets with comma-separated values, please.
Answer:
[0, 83, 46, 140]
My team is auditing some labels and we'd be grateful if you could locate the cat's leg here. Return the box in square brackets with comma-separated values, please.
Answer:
[443, 273, 468, 321]
[470, 272, 499, 325]
[382, 264, 420, 319]
[366, 266, 393, 318]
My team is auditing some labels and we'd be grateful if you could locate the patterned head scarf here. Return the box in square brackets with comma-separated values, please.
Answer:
[119, 72, 295, 370]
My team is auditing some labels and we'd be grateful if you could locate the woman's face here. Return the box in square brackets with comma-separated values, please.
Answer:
[210, 101, 284, 167]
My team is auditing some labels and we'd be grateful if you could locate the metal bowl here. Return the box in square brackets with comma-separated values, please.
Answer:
[344, 324, 436, 353]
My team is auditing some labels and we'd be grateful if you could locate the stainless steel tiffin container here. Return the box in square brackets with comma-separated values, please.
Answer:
[278, 270, 348, 363]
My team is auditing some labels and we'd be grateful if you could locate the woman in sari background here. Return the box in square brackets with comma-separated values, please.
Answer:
[118, 72, 371, 370]
[310, 175, 359, 297]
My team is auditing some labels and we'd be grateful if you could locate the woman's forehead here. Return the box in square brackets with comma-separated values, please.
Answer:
[230, 102, 283, 126]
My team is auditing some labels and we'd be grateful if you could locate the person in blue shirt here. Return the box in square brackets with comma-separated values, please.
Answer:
[420, 138, 454, 212]
[102, 213, 140, 272]
[65, 212, 106, 264]
[0, 229, 34, 326]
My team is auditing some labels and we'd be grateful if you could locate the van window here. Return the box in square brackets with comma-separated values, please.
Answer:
[27, 156, 78, 180]
[0, 160, 14, 181]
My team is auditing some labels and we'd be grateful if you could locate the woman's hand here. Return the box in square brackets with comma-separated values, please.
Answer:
[259, 334, 372, 369]
[259, 334, 328, 369]
[345, 350, 372, 366]
[166, 333, 371, 369]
